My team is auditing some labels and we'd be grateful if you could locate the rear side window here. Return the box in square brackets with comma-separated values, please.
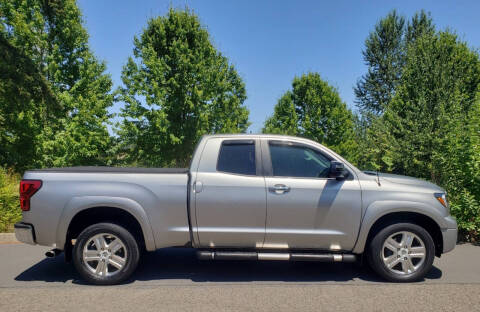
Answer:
[217, 141, 256, 175]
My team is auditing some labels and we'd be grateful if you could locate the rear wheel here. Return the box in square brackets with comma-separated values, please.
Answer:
[367, 223, 435, 282]
[73, 223, 140, 285]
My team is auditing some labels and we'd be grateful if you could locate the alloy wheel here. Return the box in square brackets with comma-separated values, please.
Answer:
[82, 233, 127, 277]
[381, 231, 426, 275]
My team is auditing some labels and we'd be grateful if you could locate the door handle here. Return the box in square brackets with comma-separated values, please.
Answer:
[193, 181, 203, 193]
[269, 184, 290, 194]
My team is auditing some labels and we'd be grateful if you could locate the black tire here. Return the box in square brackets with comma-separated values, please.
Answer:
[367, 223, 435, 282]
[73, 223, 140, 285]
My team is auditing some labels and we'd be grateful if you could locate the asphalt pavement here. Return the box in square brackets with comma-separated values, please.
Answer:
[0, 243, 479, 311]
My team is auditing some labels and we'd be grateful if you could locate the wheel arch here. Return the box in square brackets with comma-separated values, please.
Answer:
[56, 196, 156, 252]
[353, 201, 444, 257]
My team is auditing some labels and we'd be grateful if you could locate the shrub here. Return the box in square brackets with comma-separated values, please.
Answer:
[450, 190, 480, 242]
[0, 168, 21, 232]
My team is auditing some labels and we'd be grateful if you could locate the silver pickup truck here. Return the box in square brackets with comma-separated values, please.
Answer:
[15, 134, 457, 285]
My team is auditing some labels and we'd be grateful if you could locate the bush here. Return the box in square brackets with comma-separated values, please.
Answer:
[0, 168, 21, 232]
[450, 190, 480, 242]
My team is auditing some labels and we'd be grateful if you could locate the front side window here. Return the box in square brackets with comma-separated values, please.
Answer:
[269, 142, 331, 178]
[217, 141, 256, 175]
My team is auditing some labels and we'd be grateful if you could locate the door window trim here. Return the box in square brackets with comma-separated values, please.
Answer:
[261, 139, 352, 180]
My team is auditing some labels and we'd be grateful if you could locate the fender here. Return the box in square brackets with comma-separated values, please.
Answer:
[352, 200, 446, 254]
[56, 196, 156, 251]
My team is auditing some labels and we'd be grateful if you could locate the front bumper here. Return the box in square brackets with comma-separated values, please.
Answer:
[441, 216, 457, 253]
[14, 222, 36, 245]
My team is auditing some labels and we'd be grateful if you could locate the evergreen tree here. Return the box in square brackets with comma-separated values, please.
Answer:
[354, 10, 434, 117]
[377, 31, 480, 239]
[117, 8, 249, 167]
[263, 73, 357, 161]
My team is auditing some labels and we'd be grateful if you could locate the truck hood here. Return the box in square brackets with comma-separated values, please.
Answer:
[364, 171, 444, 192]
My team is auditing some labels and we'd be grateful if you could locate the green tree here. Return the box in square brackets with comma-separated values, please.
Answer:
[0, 0, 113, 171]
[35, 52, 114, 168]
[0, 33, 62, 170]
[354, 10, 434, 117]
[263, 92, 297, 136]
[117, 8, 249, 167]
[263, 73, 357, 161]
[377, 31, 480, 239]
[405, 10, 435, 44]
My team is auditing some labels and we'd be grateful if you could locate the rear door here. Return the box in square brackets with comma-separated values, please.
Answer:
[193, 138, 267, 248]
[262, 139, 362, 251]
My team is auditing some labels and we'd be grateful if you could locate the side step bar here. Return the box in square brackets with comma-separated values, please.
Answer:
[197, 251, 356, 263]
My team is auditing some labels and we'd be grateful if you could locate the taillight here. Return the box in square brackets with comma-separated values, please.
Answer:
[19, 180, 42, 211]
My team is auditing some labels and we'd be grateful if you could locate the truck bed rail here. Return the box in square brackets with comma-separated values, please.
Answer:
[27, 166, 189, 174]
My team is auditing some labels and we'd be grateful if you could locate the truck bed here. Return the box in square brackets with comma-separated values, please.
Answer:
[22, 166, 191, 250]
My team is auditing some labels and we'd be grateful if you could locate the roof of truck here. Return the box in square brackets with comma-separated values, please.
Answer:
[202, 133, 314, 141]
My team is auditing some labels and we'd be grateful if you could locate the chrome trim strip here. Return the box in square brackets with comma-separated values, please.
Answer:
[258, 253, 290, 260]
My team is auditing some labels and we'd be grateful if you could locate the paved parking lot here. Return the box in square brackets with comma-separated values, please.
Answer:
[0, 243, 479, 311]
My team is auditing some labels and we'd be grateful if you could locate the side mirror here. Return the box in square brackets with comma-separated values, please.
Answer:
[330, 161, 346, 180]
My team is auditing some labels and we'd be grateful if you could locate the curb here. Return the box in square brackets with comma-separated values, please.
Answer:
[0, 233, 19, 244]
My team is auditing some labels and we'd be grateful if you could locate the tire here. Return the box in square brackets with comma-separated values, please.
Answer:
[73, 223, 140, 285]
[367, 223, 435, 282]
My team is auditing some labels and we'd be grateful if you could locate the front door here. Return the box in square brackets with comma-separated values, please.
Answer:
[262, 139, 362, 251]
[194, 138, 266, 248]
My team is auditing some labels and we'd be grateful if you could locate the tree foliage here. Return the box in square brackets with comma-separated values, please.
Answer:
[117, 8, 249, 167]
[263, 73, 357, 161]
[262, 92, 298, 136]
[364, 30, 480, 240]
[0, 0, 113, 171]
[355, 10, 434, 117]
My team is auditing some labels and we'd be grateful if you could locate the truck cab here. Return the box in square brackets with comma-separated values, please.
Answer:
[191, 135, 362, 251]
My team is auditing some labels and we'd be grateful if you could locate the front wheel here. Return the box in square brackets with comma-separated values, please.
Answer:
[367, 223, 435, 282]
[73, 223, 140, 285]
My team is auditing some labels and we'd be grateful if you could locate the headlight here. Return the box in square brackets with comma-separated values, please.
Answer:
[434, 192, 449, 210]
